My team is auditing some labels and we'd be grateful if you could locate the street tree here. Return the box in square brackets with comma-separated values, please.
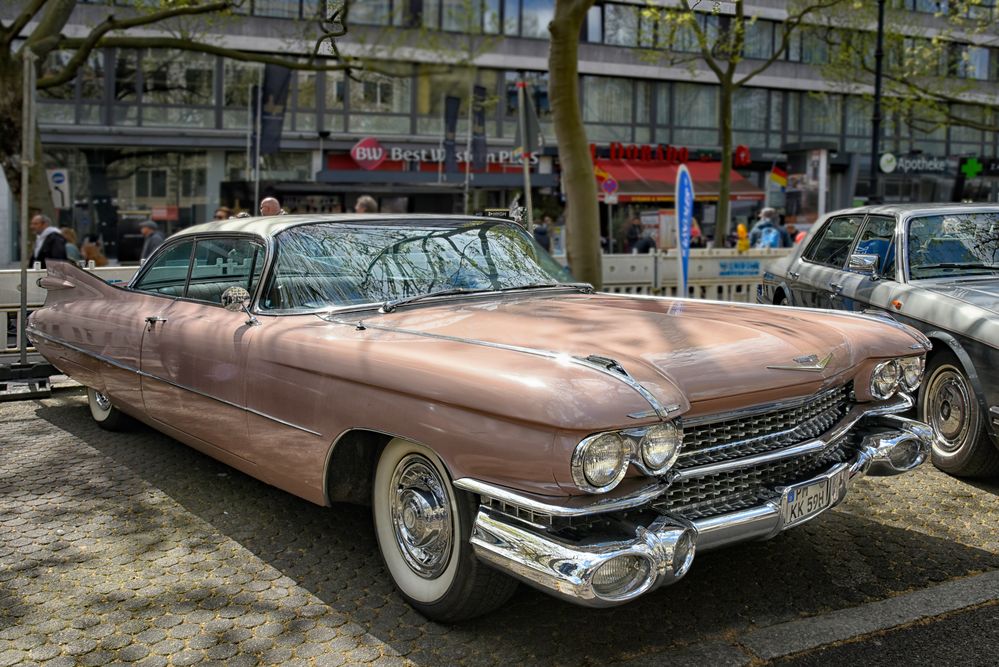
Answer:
[815, 1, 999, 138]
[548, 0, 601, 287]
[643, 0, 847, 242]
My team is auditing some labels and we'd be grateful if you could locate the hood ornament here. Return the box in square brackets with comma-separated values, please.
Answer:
[767, 352, 834, 372]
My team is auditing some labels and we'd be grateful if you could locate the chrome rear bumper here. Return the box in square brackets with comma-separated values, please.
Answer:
[467, 415, 932, 607]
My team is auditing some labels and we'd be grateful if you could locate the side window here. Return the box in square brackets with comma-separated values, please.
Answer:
[854, 215, 897, 278]
[802, 215, 863, 268]
[186, 238, 265, 304]
[132, 241, 195, 296]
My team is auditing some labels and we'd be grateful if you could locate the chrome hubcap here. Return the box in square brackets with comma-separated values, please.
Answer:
[926, 368, 972, 454]
[390, 454, 453, 579]
[93, 391, 112, 411]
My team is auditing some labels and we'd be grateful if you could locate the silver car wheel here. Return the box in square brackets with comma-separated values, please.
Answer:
[389, 454, 454, 579]
[924, 364, 975, 455]
[93, 390, 112, 411]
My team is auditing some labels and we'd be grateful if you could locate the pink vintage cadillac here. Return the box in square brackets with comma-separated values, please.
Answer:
[29, 215, 934, 621]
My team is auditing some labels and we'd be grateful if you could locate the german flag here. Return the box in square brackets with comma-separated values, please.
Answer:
[770, 166, 788, 188]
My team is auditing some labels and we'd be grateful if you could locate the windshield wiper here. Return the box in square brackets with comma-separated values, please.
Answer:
[495, 282, 595, 293]
[916, 263, 998, 272]
[381, 288, 484, 313]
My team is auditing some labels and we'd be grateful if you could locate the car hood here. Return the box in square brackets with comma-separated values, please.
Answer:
[921, 278, 999, 318]
[366, 292, 925, 416]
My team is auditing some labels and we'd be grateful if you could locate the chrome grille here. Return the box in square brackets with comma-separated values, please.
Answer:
[658, 437, 855, 520]
[678, 386, 850, 468]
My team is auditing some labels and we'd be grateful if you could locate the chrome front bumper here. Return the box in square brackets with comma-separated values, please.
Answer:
[467, 414, 933, 608]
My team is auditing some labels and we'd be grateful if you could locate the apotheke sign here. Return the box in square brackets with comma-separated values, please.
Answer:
[879, 152, 949, 175]
[350, 137, 538, 170]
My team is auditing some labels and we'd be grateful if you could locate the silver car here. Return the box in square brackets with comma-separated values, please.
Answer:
[760, 204, 999, 477]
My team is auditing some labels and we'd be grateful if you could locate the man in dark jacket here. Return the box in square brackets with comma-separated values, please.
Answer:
[30, 214, 67, 268]
[533, 214, 553, 252]
[139, 220, 166, 260]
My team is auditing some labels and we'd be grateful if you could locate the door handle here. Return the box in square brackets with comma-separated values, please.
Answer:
[145, 316, 168, 324]
[788, 271, 800, 280]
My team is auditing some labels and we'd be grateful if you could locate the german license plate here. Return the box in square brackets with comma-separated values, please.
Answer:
[781, 479, 830, 528]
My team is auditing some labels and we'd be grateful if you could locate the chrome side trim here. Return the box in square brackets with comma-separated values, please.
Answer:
[453, 478, 670, 519]
[326, 317, 675, 421]
[766, 352, 834, 372]
[27, 328, 323, 437]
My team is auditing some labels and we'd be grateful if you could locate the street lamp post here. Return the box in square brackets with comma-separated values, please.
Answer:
[869, 0, 886, 204]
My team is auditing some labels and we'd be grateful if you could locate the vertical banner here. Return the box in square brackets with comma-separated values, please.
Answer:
[471, 85, 487, 171]
[675, 164, 694, 297]
[443, 95, 460, 173]
[259, 64, 292, 155]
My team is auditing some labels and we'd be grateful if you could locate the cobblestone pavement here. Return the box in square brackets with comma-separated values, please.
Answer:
[1, 387, 998, 666]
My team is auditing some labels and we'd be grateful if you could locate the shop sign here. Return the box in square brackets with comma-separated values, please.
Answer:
[881, 152, 948, 175]
[348, 137, 538, 168]
[958, 156, 999, 179]
[591, 142, 690, 164]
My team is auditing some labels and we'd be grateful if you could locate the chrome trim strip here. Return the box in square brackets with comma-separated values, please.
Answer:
[766, 352, 834, 372]
[326, 317, 674, 421]
[28, 328, 323, 437]
[454, 478, 670, 519]
[681, 386, 845, 427]
[991, 406, 999, 428]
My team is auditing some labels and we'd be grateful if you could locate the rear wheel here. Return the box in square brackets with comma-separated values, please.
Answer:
[87, 387, 129, 431]
[919, 352, 999, 477]
[372, 438, 516, 622]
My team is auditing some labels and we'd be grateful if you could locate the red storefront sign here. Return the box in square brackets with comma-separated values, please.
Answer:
[351, 137, 388, 170]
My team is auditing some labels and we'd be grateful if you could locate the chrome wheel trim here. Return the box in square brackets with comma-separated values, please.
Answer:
[389, 454, 454, 579]
[924, 365, 975, 455]
[93, 390, 112, 412]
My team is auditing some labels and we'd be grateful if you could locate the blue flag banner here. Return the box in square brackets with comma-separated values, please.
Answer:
[675, 164, 694, 296]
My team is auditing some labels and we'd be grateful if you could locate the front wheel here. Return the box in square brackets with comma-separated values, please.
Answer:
[919, 352, 999, 477]
[87, 387, 129, 431]
[372, 438, 516, 622]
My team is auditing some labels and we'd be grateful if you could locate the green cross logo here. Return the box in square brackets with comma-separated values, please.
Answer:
[961, 157, 984, 179]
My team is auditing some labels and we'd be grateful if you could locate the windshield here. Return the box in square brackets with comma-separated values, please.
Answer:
[907, 212, 999, 280]
[260, 220, 573, 311]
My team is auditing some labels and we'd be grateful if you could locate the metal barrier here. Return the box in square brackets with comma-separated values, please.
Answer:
[2, 248, 792, 354]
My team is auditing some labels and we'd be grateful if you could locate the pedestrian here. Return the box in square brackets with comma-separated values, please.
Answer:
[139, 220, 165, 261]
[81, 234, 108, 267]
[625, 217, 642, 252]
[213, 206, 232, 221]
[634, 230, 657, 254]
[29, 214, 67, 268]
[354, 195, 378, 213]
[533, 214, 553, 252]
[259, 197, 282, 216]
[61, 227, 82, 262]
[749, 207, 789, 248]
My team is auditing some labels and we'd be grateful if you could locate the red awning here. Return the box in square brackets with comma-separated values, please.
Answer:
[595, 159, 765, 203]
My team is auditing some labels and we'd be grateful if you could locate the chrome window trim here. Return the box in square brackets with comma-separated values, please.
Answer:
[27, 328, 322, 437]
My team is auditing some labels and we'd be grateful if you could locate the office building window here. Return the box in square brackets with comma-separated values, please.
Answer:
[223, 60, 264, 129]
[744, 20, 774, 60]
[604, 4, 639, 47]
[521, 0, 553, 38]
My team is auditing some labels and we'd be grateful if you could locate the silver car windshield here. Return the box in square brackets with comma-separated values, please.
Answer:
[260, 220, 573, 311]
[908, 212, 999, 280]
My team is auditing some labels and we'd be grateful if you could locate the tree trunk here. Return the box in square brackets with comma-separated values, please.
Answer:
[549, 0, 601, 289]
[716, 80, 733, 244]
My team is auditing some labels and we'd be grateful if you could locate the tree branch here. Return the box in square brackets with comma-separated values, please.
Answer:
[679, 0, 723, 79]
[19, 0, 74, 60]
[736, 0, 847, 86]
[37, 1, 235, 88]
[1, 0, 47, 49]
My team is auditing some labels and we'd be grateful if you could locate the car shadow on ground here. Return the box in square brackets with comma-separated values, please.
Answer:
[32, 394, 999, 665]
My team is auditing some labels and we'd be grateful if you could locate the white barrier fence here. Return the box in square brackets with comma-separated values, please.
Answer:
[2, 248, 793, 354]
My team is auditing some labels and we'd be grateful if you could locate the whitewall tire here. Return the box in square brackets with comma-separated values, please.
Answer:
[372, 438, 516, 622]
[87, 387, 129, 431]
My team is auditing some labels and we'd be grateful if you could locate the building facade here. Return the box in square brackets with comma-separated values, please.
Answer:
[3, 0, 998, 262]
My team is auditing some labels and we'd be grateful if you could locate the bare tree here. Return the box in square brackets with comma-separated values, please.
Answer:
[643, 0, 847, 242]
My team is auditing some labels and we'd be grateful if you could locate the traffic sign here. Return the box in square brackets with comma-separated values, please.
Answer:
[602, 178, 619, 195]
[46, 169, 71, 210]
[675, 164, 694, 296]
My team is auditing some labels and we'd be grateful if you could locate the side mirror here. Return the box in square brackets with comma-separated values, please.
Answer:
[848, 253, 880, 279]
[221, 286, 259, 326]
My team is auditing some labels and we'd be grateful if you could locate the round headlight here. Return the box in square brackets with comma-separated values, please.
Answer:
[870, 359, 901, 399]
[898, 356, 925, 392]
[640, 422, 683, 472]
[572, 433, 629, 492]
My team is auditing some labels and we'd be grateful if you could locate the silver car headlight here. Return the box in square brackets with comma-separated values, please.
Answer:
[870, 359, 901, 400]
[572, 432, 630, 493]
[897, 356, 925, 392]
[639, 422, 683, 473]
